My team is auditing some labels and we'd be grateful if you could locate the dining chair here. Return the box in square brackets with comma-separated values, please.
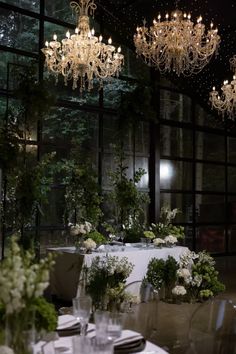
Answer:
[187, 298, 236, 354]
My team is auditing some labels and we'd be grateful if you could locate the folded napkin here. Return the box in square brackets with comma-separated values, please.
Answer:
[114, 330, 146, 353]
[56, 315, 80, 337]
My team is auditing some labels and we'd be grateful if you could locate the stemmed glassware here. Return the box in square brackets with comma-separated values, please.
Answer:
[72, 296, 92, 336]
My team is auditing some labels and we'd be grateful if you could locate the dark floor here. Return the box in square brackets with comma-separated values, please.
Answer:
[122, 256, 236, 354]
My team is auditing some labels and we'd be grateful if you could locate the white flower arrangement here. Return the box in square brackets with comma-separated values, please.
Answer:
[164, 235, 178, 244]
[153, 238, 165, 246]
[83, 238, 96, 251]
[0, 346, 15, 354]
[172, 285, 187, 296]
[0, 238, 54, 315]
[69, 221, 93, 236]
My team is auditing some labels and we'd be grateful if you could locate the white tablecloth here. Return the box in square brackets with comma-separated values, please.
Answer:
[35, 331, 168, 354]
[48, 245, 188, 301]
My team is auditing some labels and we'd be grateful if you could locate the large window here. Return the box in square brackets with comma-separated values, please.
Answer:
[1, 1, 236, 256]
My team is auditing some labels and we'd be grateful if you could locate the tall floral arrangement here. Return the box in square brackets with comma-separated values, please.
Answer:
[85, 255, 134, 311]
[0, 239, 57, 353]
[149, 206, 185, 244]
[172, 250, 225, 302]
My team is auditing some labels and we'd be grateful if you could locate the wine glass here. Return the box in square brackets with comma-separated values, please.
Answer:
[72, 296, 92, 336]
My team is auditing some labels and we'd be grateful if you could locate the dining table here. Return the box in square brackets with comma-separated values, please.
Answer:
[47, 244, 188, 301]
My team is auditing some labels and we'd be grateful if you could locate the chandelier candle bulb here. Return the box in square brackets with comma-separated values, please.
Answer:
[41, 0, 124, 92]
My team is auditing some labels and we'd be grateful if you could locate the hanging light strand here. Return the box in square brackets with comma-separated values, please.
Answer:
[134, 10, 220, 76]
[41, 0, 124, 92]
[209, 55, 236, 119]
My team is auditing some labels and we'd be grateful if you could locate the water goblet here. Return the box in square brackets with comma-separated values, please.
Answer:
[72, 296, 92, 336]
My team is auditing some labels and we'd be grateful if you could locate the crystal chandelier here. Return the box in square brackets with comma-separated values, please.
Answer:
[41, 0, 124, 92]
[134, 10, 220, 76]
[209, 56, 236, 119]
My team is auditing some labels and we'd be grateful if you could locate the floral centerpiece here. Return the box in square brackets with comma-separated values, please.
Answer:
[150, 207, 185, 243]
[144, 250, 225, 303]
[0, 239, 57, 354]
[172, 250, 225, 302]
[85, 255, 134, 311]
[69, 221, 107, 252]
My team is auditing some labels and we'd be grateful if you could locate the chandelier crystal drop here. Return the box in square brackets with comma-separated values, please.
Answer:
[134, 10, 220, 76]
[41, 0, 124, 92]
[209, 55, 236, 119]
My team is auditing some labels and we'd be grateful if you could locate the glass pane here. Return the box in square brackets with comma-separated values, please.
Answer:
[196, 163, 225, 192]
[196, 226, 225, 253]
[185, 226, 194, 250]
[45, 0, 100, 31]
[228, 166, 236, 193]
[40, 229, 69, 256]
[160, 193, 193, 223]
[195, 104, 223, 129]
[228, 197, 236, 222]
[135, 157, 149, 189]
[0, 0, 39, 12]
[228, 226, 236, 252]
[103, 115, 119, 152]
[160, 160, 192, 190]
[0, 52, 35, 90]
[102, 153, 133, 189]
[103, 79, 137, 109]
[135, 121, 150, 155]
[228, 137, 236, 163]
[0, 97, 6, 122]
[160, 126, 192, 158]
[160, 90, 192, 122]
[122, 46, 150, 81]
[0, 9, 39, 53]
[196, 131, 225, 161]
[43, 108, 98, 145]
[40, 188, 65, 226]
[196, 194, 225, 223]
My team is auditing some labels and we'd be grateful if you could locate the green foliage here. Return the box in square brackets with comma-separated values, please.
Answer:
[13, 66, 55, 133]
[107, 144, 149, 240]
[55, 159, 102, 226]
[6, 153, 56, 229]
[146, 256, 178, 292]
[33, 297, 58, 333]
[0, 125, 19, 170]
[86, 255, 134, 311]
[146, 258, 166, 290]
[150, 207, 185, 239]
[87, 230, 107, 245]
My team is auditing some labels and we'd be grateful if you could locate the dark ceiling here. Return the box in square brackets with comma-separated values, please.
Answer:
[96, 0, 236, 112]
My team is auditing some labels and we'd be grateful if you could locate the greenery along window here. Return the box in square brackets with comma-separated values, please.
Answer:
[0, 9, 39, 53]
[1, 2, 236, 257]
[0, 0, 40, 12]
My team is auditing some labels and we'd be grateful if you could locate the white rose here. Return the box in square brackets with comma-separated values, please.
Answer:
[164, 235, 178, 244]
[83, 238, 96, 250]
[153, 238, 165, 246]
[172, 285, 187, 296]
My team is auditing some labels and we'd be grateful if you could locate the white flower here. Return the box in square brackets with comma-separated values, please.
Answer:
[0, 346, 15, 354]
[164, 235, 178, 244]
[83, 238, 96, 250]
[172, 285, 187, 296]
[153, 238, 165, 246]
[177, 268, 191, 279]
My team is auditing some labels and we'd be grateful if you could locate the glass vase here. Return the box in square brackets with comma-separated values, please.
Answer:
[5, 309, 35, 354]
